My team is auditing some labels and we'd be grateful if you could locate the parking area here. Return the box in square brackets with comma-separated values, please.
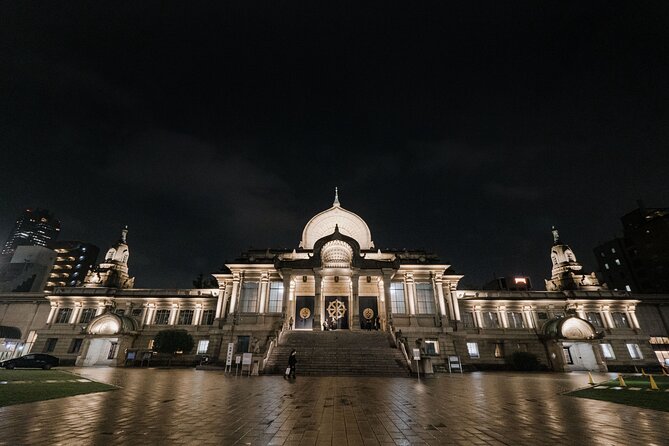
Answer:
[0, 368, 667, 445]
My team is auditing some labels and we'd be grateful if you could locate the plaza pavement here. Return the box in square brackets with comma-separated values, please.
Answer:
[0, 368, 667, 446]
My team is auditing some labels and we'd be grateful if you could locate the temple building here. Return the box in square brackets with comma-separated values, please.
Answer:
[0, 192, 663, 372]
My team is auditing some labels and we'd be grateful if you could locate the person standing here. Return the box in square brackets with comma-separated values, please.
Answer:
[286, 349, 297, 379]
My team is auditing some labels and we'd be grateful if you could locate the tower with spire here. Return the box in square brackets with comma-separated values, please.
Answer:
[545, 226, 605, 291]
[83, 226, 135, 289]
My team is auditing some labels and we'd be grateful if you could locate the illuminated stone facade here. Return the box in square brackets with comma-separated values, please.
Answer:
[0, 192, 661, 372]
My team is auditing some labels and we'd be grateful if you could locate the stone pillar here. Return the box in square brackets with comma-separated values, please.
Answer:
[602, 306, 614, 328]
[169, 304, 178, 325]
[144, 305, 155, 326]
[193, 305, 202, 325]
[523, 306, 534, 329]
[351, 274, 360, 329]
[282, 272, 292, 315]
[628, 306, 640, 329]
[314, 274, 322, 329]
[46, 304, 58, 324]
[474, 306, 484, 328]
[215, 281, 227, 318]
[258, 272, 269, 314]
[435, 274, 447, 317]
[499, 306, 509, 328]
[383, 276, 393, 330]
[70, 303, 82, 324]
[405, 272, 416, 315]
[228, 273, 240, 315]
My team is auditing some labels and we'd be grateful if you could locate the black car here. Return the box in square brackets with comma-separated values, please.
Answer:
[0, 353, 60, 370]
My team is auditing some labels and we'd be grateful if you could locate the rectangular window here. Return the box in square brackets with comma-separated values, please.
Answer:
[268, 282, 284, 313]
[131, 308, 143, 317]
[625, 285, 632, 292]
[148, 339, 154, 350]
[516, 343, 528, 352]
[201, 309, 215, 325]
[626, 343, 643, 359]
[240, 282, 259, 312]
[79, 308, 97, 324]
[537, 312, 548, 320]
[390, 282, 406, 314]
[55, 308, 72, 324]
[462, 312, 476, 328]
[507, 312, 525, 328]
[423, 340, 439, 355]
[600, 343, 615, 359]
[604, 263, 610, 270]
[178, 309, 194, 325]
[612, 312, 630, 328]
[108, 342, 118, 359]
[483, 311, 500, 328]
[586, 312, 603, 328]
[68, 338, 83, 354]
[197, 339, 210, 355]
[615, 258, 621, 265]
[467, 342, 479, 358]
[494, 343, 505, 358]
[154, 309, 170, 325]
[44, 338, 58, 353]
[415, 283, 435, 314]
[563, 347, 573, 364]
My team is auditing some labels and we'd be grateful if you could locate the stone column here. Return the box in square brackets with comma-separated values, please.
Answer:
[193, 305, 202, 325]
[144, 305, 155, 326]
[523, 306, 534, 329]
[499, 306, 509, 328]
[169, 304, 178, 325]
[258, 272, 269, 314]
[215, 281, 227, 318]
[282, 272, 292, 315]
[434, 274, 447, 317]
[228, 273, 240, 315]
[46, 304, 58, 324]
[383, 276, 393, 330]
[70, 303, 82, 324]
[314, 273, 322, 329]
[602, 306, 614, 328]
[405, 272, 416, 315]
[628, 306, 640, 329]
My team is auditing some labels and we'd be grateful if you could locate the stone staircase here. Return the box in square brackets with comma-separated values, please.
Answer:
[264, 330, 410, 377]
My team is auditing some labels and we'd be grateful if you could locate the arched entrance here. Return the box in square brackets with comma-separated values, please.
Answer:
[76, 312, 138, 366]
[543, 316, 606, 372]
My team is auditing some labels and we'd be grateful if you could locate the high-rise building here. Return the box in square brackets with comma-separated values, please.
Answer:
[44, 242, 100, 291]
[1, 209, 61, 258]
[594, 201, 669, 293]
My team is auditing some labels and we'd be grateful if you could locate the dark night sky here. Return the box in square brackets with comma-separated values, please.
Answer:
[1, 2, 668, 289]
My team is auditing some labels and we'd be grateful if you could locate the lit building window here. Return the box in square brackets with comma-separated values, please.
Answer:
[148, 339, 154, 349]
[507, 312, 525, 328]
[611, 312, 630, 328]
[586, 312, 603, 328]
[604, 263, 610, 270]
[483, 311, 500, 328]
[611, 248, 616, 253]
[201, 309, 215, 325]
[55, 308, 72, 324]
[600, 344, 615, 359]
[268, 282, 284, 313]
[467, 342, 479, 358]
[494, 343, 505, 358]
[79, 308, 97, 324]
[625, 285, 631, 292]
[423, 339, 439, 355]
[197, 339, 209, 355]
[239, 282, 259, 312]
[154, 309, 170, 325]
[626, 343, 643, 359]
[390, 282, 406, 314]
[563, 347, 573, 364]
[415, 283, 435, 314]
[615, 258, 621, 265]
[178, 309, 194, 325]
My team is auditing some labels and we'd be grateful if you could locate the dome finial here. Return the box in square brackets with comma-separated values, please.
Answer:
[333, 187, 340, 207]
[121, 225, 128, 243]
[551, 225, 560, 244]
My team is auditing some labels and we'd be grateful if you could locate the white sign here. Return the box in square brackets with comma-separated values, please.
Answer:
[242, 352, 253, 365]
[225, 343, 234, 366]
[412, 348, 421, 361]
[235, 355, 241, 364]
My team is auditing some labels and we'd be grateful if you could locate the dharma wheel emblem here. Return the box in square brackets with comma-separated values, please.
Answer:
[362, 308, 374, 320]
[326, 299, 347, 320]
[299, 307, 311, 319]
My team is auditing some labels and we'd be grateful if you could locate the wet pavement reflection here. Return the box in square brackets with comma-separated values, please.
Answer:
[0, 368, 666, 445]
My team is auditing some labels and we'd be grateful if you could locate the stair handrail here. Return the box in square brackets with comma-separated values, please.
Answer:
[398, 341, 411, 366]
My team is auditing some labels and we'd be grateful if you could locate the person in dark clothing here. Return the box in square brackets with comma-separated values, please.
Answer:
[286, 349, 297, 379]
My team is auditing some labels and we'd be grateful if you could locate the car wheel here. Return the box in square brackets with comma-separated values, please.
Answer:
[43, 364, 52, 370]
[6, 364, 15, 370]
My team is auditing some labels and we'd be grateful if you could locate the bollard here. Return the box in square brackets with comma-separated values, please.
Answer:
[618, 374, 627, 387]
[641, 368, 647, 376]
[588, 372, 595, 385]
[649, 375, 659, 391]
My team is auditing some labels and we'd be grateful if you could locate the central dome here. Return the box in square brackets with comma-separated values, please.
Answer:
[300, 190, 374, 250]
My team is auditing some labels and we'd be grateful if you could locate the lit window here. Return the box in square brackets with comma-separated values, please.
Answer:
[612, 312, 630, 328]
[586, 312, 603, 328]
[494, 343, 505, 358]
[604, 263, 610, 270]
[600, 344, 615, 359]
[79, 308, 97, 324]
[483, 311, 500, 328]
[423, 339, 439, 355]
[178, 309, 194, 325]
[611, 248, 616, 253]
[197, 339, 209, 355]
[154, 309, 170, 325]
[390, 282, 406, 314]
[563, 347, 573, 364]
[615, 259, 621, 265]
[467, 342, 479, 358]
[148, 339, 154, 349]
[239, 282, 259, 312]
[507, 312, 525, 328]
[626, 343, 643, 359]
[415, 283, 435, 314]
[55, 308, 72, 324]
[625, 285, 631, 292]
[268, 282, 284, 313]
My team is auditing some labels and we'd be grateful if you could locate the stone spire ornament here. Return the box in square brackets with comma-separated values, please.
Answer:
[552, 226, 560, 245]
[333, 187, 340, 207]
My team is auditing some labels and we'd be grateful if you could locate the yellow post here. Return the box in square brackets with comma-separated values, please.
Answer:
[588, 372, 595, 385]
[618, 374, 627, 387]
[649, 375, 659, 391]
[641, 368, 647, 376]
